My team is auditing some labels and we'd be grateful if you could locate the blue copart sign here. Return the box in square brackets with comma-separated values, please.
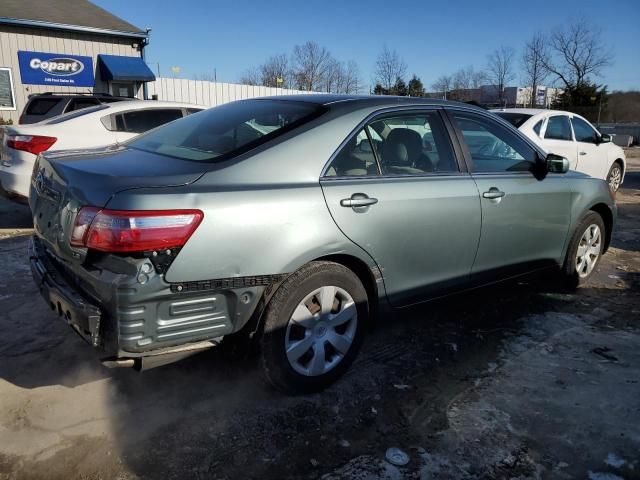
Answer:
[18, 51, 94, 87]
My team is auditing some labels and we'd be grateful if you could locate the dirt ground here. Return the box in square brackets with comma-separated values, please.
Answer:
[0, 160, 639, 480]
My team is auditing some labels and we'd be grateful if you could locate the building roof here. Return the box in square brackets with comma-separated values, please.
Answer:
[0, 0, 147, 38]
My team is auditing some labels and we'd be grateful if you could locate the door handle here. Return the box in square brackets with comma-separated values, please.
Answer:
[579, 151, 587, 156]
[340, 194, 378, 208]
[482, 188, 505, 199]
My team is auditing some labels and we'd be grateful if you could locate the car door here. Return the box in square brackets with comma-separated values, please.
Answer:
[447, 109, 572, 280]
[571, 115, 607, 179]
[541, 114, 578, 169]
[321, 109, 481, 307]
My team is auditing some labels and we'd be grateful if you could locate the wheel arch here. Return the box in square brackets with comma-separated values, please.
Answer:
[311, 253, 381, 318]
[234, 253, 382, 352]
[589, 202, 613, 252]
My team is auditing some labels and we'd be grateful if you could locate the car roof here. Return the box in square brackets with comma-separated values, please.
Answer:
[254, 94, 464, 109]
[95, 100, 206, 112]
[490, 108, 549, 116]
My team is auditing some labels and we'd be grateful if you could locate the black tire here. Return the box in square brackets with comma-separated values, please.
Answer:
[260, 261, 368, 394]
[559, 211, 606, 289]
[606, 162, 623, 192]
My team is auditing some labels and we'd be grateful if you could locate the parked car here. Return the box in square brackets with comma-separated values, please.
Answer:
[28, 95, 616, 393]
[492, 108, 626, 191]
[0, 100, 204, 200]
[19, 92, 133, 124]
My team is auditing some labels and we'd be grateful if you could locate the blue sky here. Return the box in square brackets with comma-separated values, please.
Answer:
[95, 0, 639, 91]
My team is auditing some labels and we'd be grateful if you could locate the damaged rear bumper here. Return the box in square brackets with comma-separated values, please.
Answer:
[30, 235, 102, 346]
[28, 235, 266, 366]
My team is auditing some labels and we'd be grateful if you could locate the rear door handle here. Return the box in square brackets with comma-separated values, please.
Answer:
[340, 194, 378, 208]
[579, 151, 587, 156]
[482, 188, 505, 199]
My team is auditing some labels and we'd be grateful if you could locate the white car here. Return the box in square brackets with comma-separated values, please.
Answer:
[492, 108, 626, 191]
[0, 100, 205, 200]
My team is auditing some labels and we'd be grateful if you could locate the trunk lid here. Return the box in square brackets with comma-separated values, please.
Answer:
[30, 145, 206, 262]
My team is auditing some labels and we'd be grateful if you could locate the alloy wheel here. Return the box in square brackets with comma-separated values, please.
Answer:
[284, 286, 358, 376]
[608, 166, 622, 191]
[576, 224, 601, 278]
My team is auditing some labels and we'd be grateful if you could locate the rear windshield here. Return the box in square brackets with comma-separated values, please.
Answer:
[494, 112, 533, 129]
[127, 99, 323, 162]
[26, 98, 61, 115]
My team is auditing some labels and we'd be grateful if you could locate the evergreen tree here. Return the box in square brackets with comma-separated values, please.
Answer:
[407, 74, 425, 97]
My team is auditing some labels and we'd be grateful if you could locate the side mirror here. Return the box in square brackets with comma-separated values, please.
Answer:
[547, 153, 570, 174]
[599, 133, 612, 144]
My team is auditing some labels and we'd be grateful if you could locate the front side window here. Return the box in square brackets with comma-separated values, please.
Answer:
[119, 109, 183, 133]
[451, 112, 536, 173]
[544, 115, 573, 141]
[369, 112, 457, 175]
[571, 116, 598, 143]
[128, 99, 323, 162]
[0, 68, 16, 110]
[325, 128, 379, 177]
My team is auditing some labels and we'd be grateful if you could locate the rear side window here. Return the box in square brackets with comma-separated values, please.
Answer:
[119, 109, 184, 133]
[544, 116, 573, 141]
[371, 112, 457, 175]
[533, 120, 543, 136]
[127, 99, 323, 162]
[26, 98, 61, 115]
[325, 128, 379, 177]
[66, 98, 101, 112]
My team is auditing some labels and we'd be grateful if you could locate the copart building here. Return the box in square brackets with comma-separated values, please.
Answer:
[0, 0, 155, 124]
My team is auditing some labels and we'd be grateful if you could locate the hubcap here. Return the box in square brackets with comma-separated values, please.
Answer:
[576, 224, 601, 278]
[608, 166, 621, 191]
[285, 286, 357, 377]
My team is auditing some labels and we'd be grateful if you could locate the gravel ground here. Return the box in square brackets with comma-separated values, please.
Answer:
[0, 164, 638, 480]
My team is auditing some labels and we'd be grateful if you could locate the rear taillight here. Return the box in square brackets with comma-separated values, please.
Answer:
[70, 208, 203, 253]
[7, 135, 57, 155]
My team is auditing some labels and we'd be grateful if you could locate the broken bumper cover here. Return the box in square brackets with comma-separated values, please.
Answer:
[28, 235, 267, 360]
[29, 236, 102, 346]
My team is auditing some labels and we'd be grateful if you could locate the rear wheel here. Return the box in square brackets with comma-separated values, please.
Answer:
[607, 162, 623, 192]
[558, 212, 605, 288]
[260, 261, 368, 394]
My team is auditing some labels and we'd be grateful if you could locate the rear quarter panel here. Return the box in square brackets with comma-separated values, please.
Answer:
[106, 182, 379, 284]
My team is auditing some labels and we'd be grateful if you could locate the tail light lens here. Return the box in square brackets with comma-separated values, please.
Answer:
[70, 208, 204, 253]
[7, 135, 57, 155]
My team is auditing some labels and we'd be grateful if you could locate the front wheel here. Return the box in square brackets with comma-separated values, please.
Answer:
[260, 261, 368, 394]
[607, 162, 623, 192]
[558, 212, 605, 288]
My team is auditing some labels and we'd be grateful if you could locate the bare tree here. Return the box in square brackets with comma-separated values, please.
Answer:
[292, 41, 333, 91]
[541, 20, 611, 89]
[431, 75, 453, 99]
[342, 60, 360, 94]
[239, 67, 261, 86]
[471, 70, 488, 89]
[487, 46, 516, 103]
[522, 32, 549, 107]
[259, 53, 291, 88]
[374, 46, 407, 91]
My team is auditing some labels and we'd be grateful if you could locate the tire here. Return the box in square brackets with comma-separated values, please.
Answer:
[260, 261, 368, 394]
[559, 211, 606, 288]
[606, 162, 623, 192]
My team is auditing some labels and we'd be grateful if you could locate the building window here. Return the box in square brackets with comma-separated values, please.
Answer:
[0, 68, 16, 110]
